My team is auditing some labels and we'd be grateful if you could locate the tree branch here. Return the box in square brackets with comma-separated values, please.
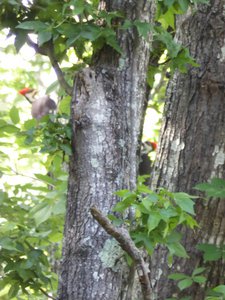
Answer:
[26, 37, 73, 96]
[90, 206, 152, 300]
[39, 287, 56, 300]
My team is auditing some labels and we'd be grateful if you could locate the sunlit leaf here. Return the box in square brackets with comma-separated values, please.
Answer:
[178, 278, 193, 290]
[213, 285, 225, 295]
[173, 192, 195, 215]
[193, 275, 206, 283]
[9, 106, 20, 124]
[192, 267, 206, 276]
[147, 212, 161, 232]
[33, 205, 52, 226]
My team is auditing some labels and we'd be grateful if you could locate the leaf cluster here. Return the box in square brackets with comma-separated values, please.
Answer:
[112, 177, 198, 262]
[168, 267, 207, 291]
[0, 107, 70, 298]
[0, 0, 125, 62]
[166, 178, 225, 299]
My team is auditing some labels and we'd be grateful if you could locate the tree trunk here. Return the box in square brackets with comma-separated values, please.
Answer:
[150, 1, 225, 299]
[58, 1, 155, 299]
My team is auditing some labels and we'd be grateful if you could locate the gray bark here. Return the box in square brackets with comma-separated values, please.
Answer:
[58, 1, 156, 299]
[150, 1, 225, 299]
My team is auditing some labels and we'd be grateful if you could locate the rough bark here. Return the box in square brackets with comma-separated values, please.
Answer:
[150, 1, 225, 299]
[58, 1, 156, 299]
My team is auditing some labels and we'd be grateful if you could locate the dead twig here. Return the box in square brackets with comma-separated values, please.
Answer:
[90, 206, 152, 300]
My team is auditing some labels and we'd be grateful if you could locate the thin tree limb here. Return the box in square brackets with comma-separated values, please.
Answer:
[90, 206, 152, 300]
[39, 287, 56, 300]
[26, 37, 73, 96]
[8, 167, 55, 188]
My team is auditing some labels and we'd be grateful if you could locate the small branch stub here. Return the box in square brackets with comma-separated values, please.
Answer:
[90, 206, 152, 300]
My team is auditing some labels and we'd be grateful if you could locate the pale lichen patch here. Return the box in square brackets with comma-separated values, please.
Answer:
[212, 144, 225, 167]
[99, 239, 124, 271]
[166, 137, 185, 188]
[220, 38, 225, 61]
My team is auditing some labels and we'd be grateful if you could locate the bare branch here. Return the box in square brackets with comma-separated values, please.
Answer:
[90, 206, 152, 300]
[47, 48, 73, 96]
[26, 37, 73, 96]
[39, 287, 57, 300]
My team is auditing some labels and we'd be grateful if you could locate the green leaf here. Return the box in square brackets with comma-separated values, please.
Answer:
[114, 189, 131, 197]
[155, 29, 181, 58]
[33, 205, 52, 226]
[147, 212, 162, 232]
[8, 283, 19, 299]
[193, 275, 207, 283]
[159, 9, 175, 29]
[16, 21, 48, 32]
[60, 144, 72, 155]
[9, 106, 20, 124]
[34, 173, 56, 186]
[194, 178, 225, 198]
[159, 207, 178, 221]
[213, 285, 225, 296]
[38, 30, 52, 46]
[121, 20, 133, 30]
[52, 198, 66, 215]
[46, 80, 59, 94]
[138, 175, 150, 185]
[113, 194, 136, 212]
[178, 278, 193, 290]
[108, 214, 124, 226]
[173, 192, 195, 215]
[23, 119, 37, 130]
[142, 198, 153, 210]
[178, 0, 189, 12]
[167, 242, 189, 258]
[137, 185, 153, 194]
[134, 21, 153, 39]
[0, 125, 20, 134]
[105, 35, 123, 54]
[70, 0, 85, 15]
[192, 0, 209, 3]
[80, 25, 101, 41]
[192, 267, 206, 276]
[14, 29, 27, 53]
[171, 48, 199, 73]
[20, 258, 33, 269]
[58, 96, 71, 115]
[197, 244, 222, 261]
[131, 232, 154, 254]
[165, 0, 175, 7]
[0, 237, 20, 251]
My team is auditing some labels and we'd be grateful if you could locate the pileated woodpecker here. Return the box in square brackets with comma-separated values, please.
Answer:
[18, 88, 57, 119]
[139, 141, 157, 176]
